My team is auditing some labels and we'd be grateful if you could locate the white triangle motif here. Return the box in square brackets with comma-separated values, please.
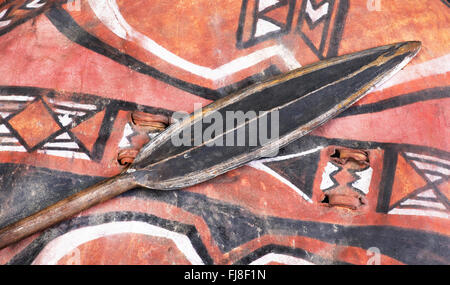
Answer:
[254, 19, 282, 37]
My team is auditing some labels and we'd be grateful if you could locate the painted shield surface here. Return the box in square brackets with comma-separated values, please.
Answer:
[0, 0, 448, 265]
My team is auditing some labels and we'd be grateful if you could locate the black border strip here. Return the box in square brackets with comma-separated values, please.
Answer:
[339, 86, 450, 118]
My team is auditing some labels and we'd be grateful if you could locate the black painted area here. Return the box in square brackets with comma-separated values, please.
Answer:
[0, 163, 104, 228]
[376, 149, 398, 213]
[263, 151, 320, 198]
[326, 0, 349, 58]
[339, 86, 450, 118]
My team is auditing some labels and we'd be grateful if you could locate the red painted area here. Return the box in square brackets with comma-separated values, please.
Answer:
[313, 99, 450, 152]
[438, 181, 450, 201]
[340, 0, 449, 63]
[71, 110, 106, 152]
[8, 100, 60, 148]
[56, 233, 192, 265]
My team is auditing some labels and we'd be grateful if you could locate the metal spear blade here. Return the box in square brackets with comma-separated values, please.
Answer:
[130, 41, 421, 190]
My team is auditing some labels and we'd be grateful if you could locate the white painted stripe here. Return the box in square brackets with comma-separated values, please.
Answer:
[277, 44, 302, 69]
[44, 142, 80, 149]
[26, 0, 46, 9]
[405, 152, 450, 167]
[305, 0, 329, 23]
[320, 162, 339, 190]
[0, 9, 7, 19]
[401, 199, 446, 210]
[417, 190, 437, 198]
[250, 253, 314, 265]
[248, 160, 313, 203]
[54, 109, 86, 116]
[389, 208, 449, 219]
[0, 9, 9, 28]
[412, 161, 450, 176]
[0, 95, 34, 101]
[0, 112, 10, 118]
[253, 146, 323, 164]
[375, 54, 450, 91]
[88, 0, 300, 81]
[0, 145, 26, 152]
[0, 20, 10, 28]
[31, 221, 204, 265]
[49, 98, 97, 111]
[0, 137, 18, 143]
[37, 150, 90, 160]
[0, 124, 10, 134]
[425, 173, 443, 182]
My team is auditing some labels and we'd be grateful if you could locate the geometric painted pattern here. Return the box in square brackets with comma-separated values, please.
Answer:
[319, 161, 373, 195]
[0, 85, 174, 164]
[388, 152, 450, 219]
[236, 0, 347, 59]
[0, 91, 107, 161]
[236, 0, 297, 49]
